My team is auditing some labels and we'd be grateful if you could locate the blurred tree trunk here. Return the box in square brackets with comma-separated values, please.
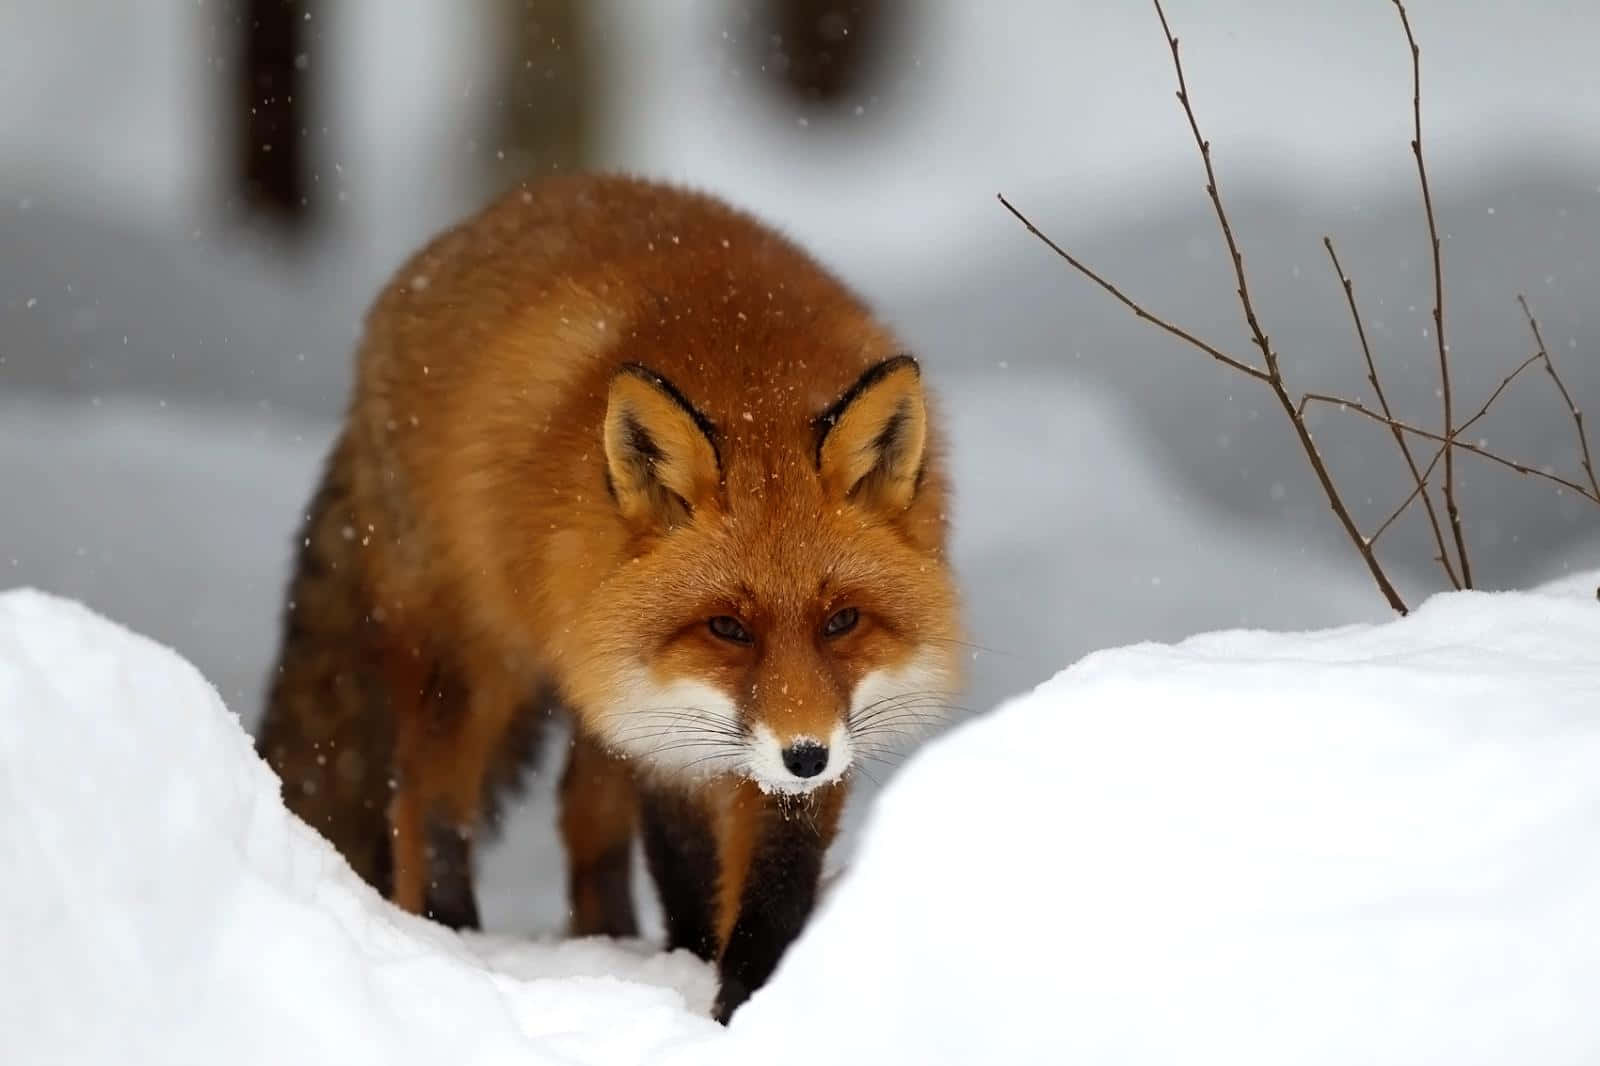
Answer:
[762, 0, 903, 108]
[234, 0, 312, 233]
[485, 0, 595, 186]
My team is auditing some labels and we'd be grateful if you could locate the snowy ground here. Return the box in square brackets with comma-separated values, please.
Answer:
[744, 571, 1600, 1065]
[0, 590, 720, 1066]
[5, 574, 1598, 1063]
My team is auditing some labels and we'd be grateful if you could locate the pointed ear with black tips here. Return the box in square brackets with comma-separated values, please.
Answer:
[815, 355, 928, 514]
[604, 364, 721, 530]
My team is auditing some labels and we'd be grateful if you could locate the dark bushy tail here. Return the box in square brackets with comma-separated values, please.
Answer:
[254, 433, 395, 893]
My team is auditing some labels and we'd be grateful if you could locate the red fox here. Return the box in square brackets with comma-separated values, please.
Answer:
[254, 173, 963, 1022]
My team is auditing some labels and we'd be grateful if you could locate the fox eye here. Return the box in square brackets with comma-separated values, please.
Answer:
[708, 615, 753, 645]
[822, 607, 859, 638]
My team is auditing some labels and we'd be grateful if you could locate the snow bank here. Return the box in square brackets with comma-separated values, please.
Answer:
[0, 589, 720, 1066]
[729, 577, 1600, 1064]
[4, 580, 1599, 1063]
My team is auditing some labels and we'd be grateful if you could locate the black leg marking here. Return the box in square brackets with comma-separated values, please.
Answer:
[370, 815, 394, 901]
[423, 821, 481, 931]
[712, 808, 828, 1024]
[640, 788, 718, 961]
[573, 840, 640, 938]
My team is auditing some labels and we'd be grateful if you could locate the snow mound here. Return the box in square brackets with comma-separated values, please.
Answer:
[4, 582, 1600, 1064]
[0, 588, 720, 1066]
[727, 578, 1600, 1064]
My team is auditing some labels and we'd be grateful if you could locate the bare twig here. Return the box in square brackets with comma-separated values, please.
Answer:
[1367, 308, 1600, 541]
[1299, 391, 1600, 503]
[1150, 0, 1408, 613]
[1392, 0, 1471, 586]
[1518, 294, 1599, 498]
[995, 195, 1268, 383]
[1367, 350, 1546, 544]
[1001, 0, 1587, 615]
[1152, 2, 1277, 376]
[1323, 237, 1459, 587]
[1002, 0, 1408, 613]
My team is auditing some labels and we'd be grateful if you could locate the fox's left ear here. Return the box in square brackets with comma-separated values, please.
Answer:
[816, 355, 928, 513]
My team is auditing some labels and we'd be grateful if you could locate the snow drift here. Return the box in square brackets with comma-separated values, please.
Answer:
[3, 580, 1599, 1064]
[730, 573, 1600, 1064]
[0, 589, 719, 1066]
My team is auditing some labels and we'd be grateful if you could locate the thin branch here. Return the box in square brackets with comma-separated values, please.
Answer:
[996, 194, 1269, 383]
[1392, 0, 1470, 586]
[1153, 0, 1278, 378]
[1518, 294, 1599, 498]
[1368, 350, 1546, 544]
[1323, 236, 1459, 587]
[1149, 0, 1408, 614]
[1000, 0, 1586, 615]
[1299, 391, 1600, 503]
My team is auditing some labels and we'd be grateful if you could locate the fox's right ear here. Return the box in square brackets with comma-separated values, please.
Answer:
[604, 364, 721, 529]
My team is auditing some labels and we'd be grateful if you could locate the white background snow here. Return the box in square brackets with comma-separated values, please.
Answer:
[2, 0, 1598, 1059]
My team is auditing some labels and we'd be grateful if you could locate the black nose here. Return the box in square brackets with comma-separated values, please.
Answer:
[781, 741, 829, 779]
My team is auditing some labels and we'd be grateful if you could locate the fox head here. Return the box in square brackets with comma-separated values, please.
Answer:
[574, 354, 963, 795]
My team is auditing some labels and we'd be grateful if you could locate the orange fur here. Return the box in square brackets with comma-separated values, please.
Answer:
[255, 173, 963, 1015]
[713, 778, 766, 951]
[381, 645, 430, 914]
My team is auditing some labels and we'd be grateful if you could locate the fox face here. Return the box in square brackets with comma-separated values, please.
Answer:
[574, 356, 962, 795]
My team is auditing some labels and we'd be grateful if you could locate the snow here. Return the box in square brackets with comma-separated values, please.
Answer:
[0, 398, 328, 717]
[0, 588, 719, 1066]
[5, 575, 1599, 1062]
[734, 578, 1600, 1063]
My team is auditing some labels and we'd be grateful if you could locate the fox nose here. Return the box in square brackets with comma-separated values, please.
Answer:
[780, 741, 829, 779]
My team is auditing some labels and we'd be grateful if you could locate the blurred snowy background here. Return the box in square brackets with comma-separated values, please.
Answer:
[3, 0, 1597, 931]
